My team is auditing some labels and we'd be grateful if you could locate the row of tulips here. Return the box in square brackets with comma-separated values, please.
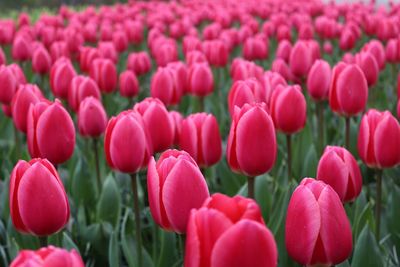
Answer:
[1, 0, 400, 266]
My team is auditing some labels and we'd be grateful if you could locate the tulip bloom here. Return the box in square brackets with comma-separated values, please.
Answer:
[9, 159, 70, 236]
[150, 67, 183, 106]
[185, 193, 278, 267]
[243, 37, 268, 61]
[226, 103, 276, 177]
[329, 63, 368, 117]
[68, 75, 101, 112]
[50, 57, 77, 99]
[147, 149, 209, 233]
[357, 109, 400, 169]
[170, 111, 183, 145]
[187, 63, 214, 97]
[286, 178, 352, 266]
[276, 40, 292, 63]
[119, 70, 139, 98]
[78, 97, 107, 137]
[317, 146, 362, 202]
[0, 65, 19, 105]
[228, 78, 266, 116]
[104, 110, 152, 173]
[11, 84, 44, 133]
[307, 60, 331, 101]
[355, 52, 379, 87]
[126, 52, 152, 76]
[90, 58, 117, 93]
[133, 98, 174, 153]
[202, 40, 229, 67]
[10, 246, 84, 267]
[32, 46, 52, 75]
[27, 100, 75, 165]
[12, 35, 31, 62]
[289, 41, 312, 79]
[270, 84, 306, 134]
[180, 113, 222, 167]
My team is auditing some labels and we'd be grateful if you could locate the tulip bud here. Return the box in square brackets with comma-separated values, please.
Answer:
[186, 51, 207, 66]
[104, 110, 152, 173]
[185, 193, 278, 267]
[50, 41, 70, 62]
[9, 159, 70, 236]
[150, 67, 182, 106]
[286, 178, 352, 266]
[0, 65, 18, 105]
[385, 39, 398, 63]
[307, 59, 332, 101]
[357, 109, 400, 169]
[276, 40, 292, 63]
[317, 146, 362, 202]
[98, 41, 118, 63]
[134, 98, 174, 153]
[270, 84, 307, 134]
[170, 111, 183, 145]
[154, 42, 179, 67]
[11, 84, 44, 133]
[329, 63, 368, 117]
[227, 103, 276, 176]
[187, 63, 214, 97]
[126, 51, 152, 76]
[113, 31, 128, 53]
[228, 78, 266, 116]
[119, 70, 139, 98]
[147, 149, 209, 233]
[32, 46, 52, 75]
[68, 75, 101, 112]
[289, 41, 312, 78]
[10, 246, 84, 267]
[90, 58, 117, 93]
[243, 37, 268, 61]
[12, 35, 31, 61]
[79, 47, 101, 73]
[27, 100, 75, 165]
[78, 97, 107, 138]
[362, 40, 386, 70]
[323, 41, 333, 55]
[202, 40, 229, 67]
[355, 51, 379, 87]
[50, 57, 77, 99]
[180, 113, 222, 167]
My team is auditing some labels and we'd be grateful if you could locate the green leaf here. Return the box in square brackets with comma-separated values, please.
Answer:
[62, 232, 80, 253]
[108, 231, 120, 267]
[352, 225, 384, 267]
[97, 174, 121, 227]
[156, 229, 177, 267]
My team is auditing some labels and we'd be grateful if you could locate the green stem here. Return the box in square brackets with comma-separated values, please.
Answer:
[286, 134, 292, 182]
[199, 96, 205, 112]
[375, 169, 383, 240]
[345, 117, 350, 150]
[247, 176, 255, 199]
[93, 138, 101, 193]
[178, 234, 186, 260]
[38, 236, 48, 248]
[316, 102, 324, 155]
[130, 173, 142, 267]
[13, 125, 20, 159]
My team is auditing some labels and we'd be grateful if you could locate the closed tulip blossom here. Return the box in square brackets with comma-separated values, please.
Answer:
[180, 113, 222, 167]
[10, 246, 84, 267]
[187, 63, 214, 97]
[126, 51, 152, 76]
[11, 84, 44, 133]
[147, 149, 209, 233]
[354, 51, 379, 87]
[68, 75, 101, 112]
[78, 97, 107, 137]
[119, 70, 139, 98]
[185, 193, 278, 267]
[50, 57, 77, 99]
[317, 146, 362, 202]
[9, 159, 70, 236]
[0, 65, 19, 105]
[226, 103, 276, 198]
[307, 59, 332, 101]
[289, 41, 312, 79]
[27, 100, 75, 165]
[228, 78, 266, 116]
[90, 58, 117, 93]
[133, 98, 174, 153]
[32, 46, 52, 75]
[150, 67, 183, 106]
[12, 35, 32, 62]
[286, 178, 352, 266]
[170, 111, 183, 145]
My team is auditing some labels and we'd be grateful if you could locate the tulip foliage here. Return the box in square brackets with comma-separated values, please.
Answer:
[1, 0, 400, 267]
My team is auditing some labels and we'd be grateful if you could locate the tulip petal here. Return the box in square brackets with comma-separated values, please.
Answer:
[180, 118, 198, 162]
[211, 220, 277, 267]
[201, 115, 221, 166]
[374, 114, 400, 168]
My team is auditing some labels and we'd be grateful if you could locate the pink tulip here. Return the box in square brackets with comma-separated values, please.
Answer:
[32, 46, 52, 75]
[78, 97, 107, 138]
[119, 70, 139, 98]
[187, 63, 214, 97]
[50, 57, 77, 99]
[90, 58, 117, 93]
[307, 59, 331, 101]
[68, 75, 101, 112]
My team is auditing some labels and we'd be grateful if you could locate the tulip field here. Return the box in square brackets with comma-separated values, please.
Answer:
[2, 0, 400, 266]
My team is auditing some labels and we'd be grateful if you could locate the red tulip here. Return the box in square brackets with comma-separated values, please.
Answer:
[9, 159, 70, 236]
[329, 63, 368, 117]
[150, 67, 183, 106]
[317, 146, 362, 202]
[50, 57, 77, 99]
[98, 42, 118, 63]
[79, 46, 101, 73]
[126, 52, 152, 76]
[0, 65, 19, 105]
[270, 84, 307, 134]
[11, 84, 44, 133]
[180, 113, 222, 167]
[50, 41, 70, 62]
[385, 38, 398, 63]
[357, 109, 400, 169]
[355, 51, 379, 87]
[78, 97, 107, 138]
[230, 58, 263, 82]
[90, 58, 117, 93]
[243, 37, 268, 61]
[286, 178, 352, 266]
[272, 58, 293, 82]
[307, 59, 331, 101]
[202, 40, 229, 67]
[362, 40, 386, 70]
[113, 31, 128, 53]
[32, 46, 52, 75]
[170, 111, 183, 145]
[27, 100, 75, 165]
[228, 78, 266, 116]
[10, 246, 84, 267]
[133, 98, 174, 153]
[68, 75, 101, 112]
[260, 71, 288, 107]
[276, 40, 292, 63]
[105, 110, 152, 173]
[147, 149, 209, 233]
[185, 193, 278, 267]
[154, 42, 179, 67]
[12, 35, 32, 61]
[119, 70, 139, 98]
[187, 63, 214, 97]
[124, 20, 143, 44]
[226, 103, 276, 176]
[289, 41, 312, 79]
[339, 29, 356, 51]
